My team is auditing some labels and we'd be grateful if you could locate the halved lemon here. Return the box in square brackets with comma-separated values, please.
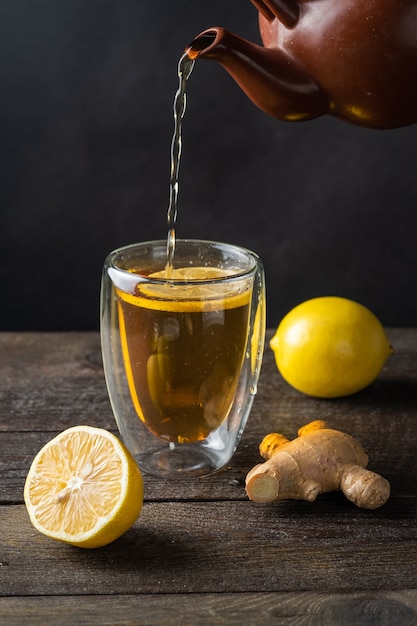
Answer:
[24, 425, 144, 548]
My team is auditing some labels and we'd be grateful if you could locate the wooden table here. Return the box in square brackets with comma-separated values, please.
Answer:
[1, 330, 417, 625]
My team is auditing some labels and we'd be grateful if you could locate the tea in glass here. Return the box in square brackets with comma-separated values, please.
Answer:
[101, 239, 265, 478]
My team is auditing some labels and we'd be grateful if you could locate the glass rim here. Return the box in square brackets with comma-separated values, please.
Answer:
[106, 239, 261, 286]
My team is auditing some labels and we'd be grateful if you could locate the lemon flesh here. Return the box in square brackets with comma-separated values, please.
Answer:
[119, 265, 251, 312]
[24, 426, 144, 548]
[270, 296, 392, 398]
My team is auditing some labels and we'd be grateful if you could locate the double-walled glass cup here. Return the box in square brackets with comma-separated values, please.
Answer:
[100, 239, 265, 478]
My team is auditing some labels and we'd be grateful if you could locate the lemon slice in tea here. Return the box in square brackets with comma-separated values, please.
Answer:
[150, 266, 226, 280]
[120, 265, 251, 312]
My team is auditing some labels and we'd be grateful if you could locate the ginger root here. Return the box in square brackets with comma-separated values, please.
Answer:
[245, 420, 390, 509]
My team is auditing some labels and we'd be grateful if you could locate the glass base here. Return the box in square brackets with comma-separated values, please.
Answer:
[137, 444, 224, 479]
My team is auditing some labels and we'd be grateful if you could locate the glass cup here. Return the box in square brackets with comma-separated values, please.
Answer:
[100, 239, 266, 479]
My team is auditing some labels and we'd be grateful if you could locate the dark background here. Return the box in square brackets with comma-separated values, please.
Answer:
[1, 0, 417, 331]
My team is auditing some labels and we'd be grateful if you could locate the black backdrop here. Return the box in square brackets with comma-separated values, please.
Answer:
[1, 0, 417, 330]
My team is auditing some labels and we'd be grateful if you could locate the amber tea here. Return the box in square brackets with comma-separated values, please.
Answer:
[116, 267, 251, 443]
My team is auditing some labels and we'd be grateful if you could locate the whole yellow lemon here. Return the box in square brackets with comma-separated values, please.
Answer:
[270, 296, 392, 398]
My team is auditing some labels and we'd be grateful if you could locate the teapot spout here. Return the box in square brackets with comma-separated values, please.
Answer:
[187, 27, 327, 122]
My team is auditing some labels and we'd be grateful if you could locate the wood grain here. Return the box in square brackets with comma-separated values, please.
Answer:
[2, 498, 417, 595]
[1, 330, 417, 624]
[1, 591, 417, 626]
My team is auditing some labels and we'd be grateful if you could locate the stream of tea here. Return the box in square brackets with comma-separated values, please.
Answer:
[165, 52, 195, 275]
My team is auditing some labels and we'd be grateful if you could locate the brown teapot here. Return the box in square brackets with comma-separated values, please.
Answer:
[187, 0, 417, 129]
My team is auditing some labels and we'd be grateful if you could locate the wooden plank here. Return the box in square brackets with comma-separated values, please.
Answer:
[1, 590, 417, 626]
[0, 332, 114, 433]
[2, 500, 417, 596]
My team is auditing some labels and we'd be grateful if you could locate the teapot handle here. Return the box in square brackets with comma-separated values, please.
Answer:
[251, 0, 299, 28]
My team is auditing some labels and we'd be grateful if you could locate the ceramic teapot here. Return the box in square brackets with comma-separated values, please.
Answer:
[187, 0, 417, 129]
